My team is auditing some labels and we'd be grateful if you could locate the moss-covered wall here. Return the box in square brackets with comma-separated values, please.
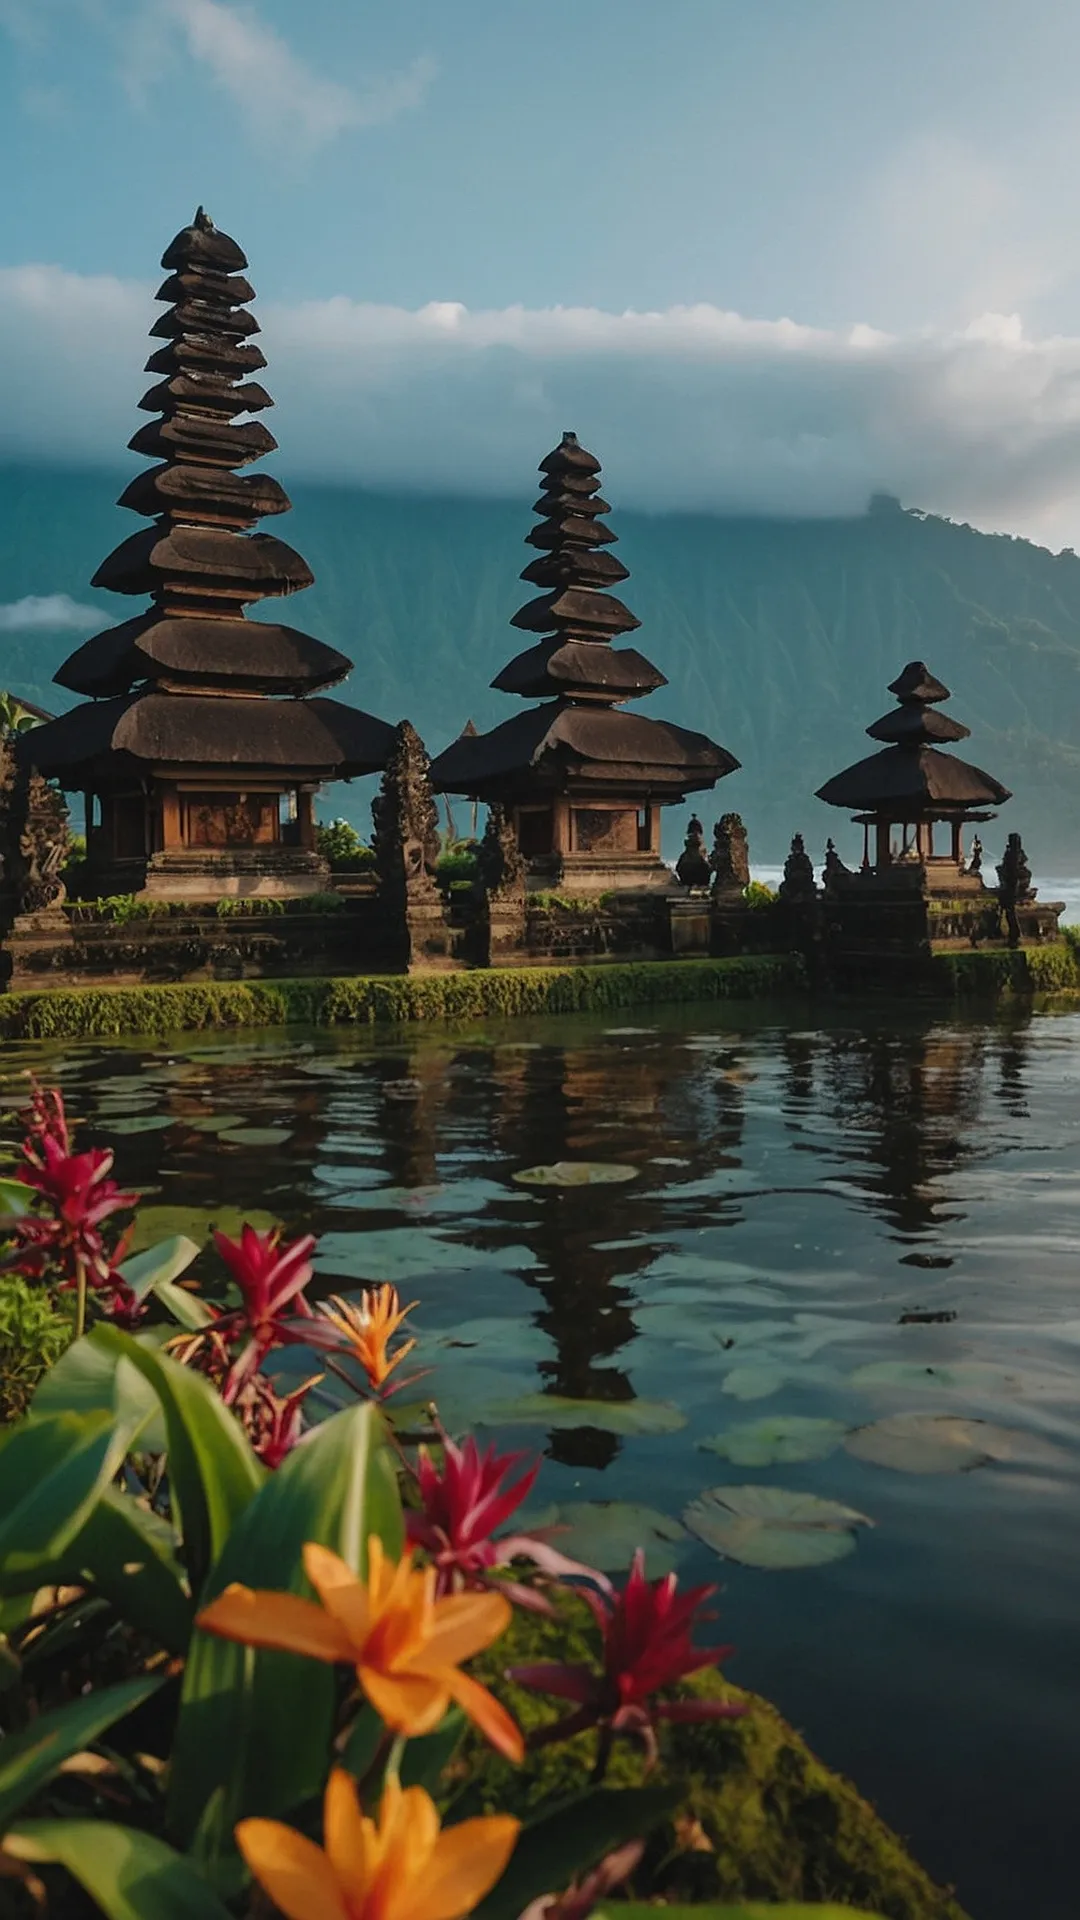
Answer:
[0, 954, 807, 1041]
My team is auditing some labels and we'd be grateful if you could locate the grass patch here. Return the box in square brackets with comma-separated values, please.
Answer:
[0, 955, 806, 1041]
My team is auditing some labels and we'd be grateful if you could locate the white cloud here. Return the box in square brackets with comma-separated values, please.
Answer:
[0, 595, 103, 633]
[5, 264, 1080, 547]
[163, 0, 435, 152]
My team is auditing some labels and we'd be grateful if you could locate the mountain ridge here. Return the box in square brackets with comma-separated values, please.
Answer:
[2, 464, 1080, 864]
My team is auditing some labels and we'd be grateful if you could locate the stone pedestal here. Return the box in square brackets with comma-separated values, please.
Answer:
[668, 896, 712, 955]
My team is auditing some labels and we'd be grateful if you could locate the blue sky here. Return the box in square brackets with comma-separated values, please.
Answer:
[4, 0, 1080, 541]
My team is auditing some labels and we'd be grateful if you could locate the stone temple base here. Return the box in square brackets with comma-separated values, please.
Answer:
[85, 848, 334, 901]
[525, 852, 673, 896]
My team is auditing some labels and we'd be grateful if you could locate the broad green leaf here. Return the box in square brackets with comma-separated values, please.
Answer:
[400, 1707, 467, 1792]
[0, 1407, 141, 1586]
[151, 1281, 215, 1332]
[6, 1820, 232, 1919]
[126, 1205, 278, 1255]
[850, 1359, 1024, 1396]
[843, 1412, 1060, 1475]
[91, 1327, 265, 1597]
[485, 1393, 685, 1437]
[31, 1332, 165, 1451]
[700, 1416, 848, 1466]
[218, 1127, 293, 1147]
[512, 1161, 639, 1187]
[168, 1400, 403, 1867]
[0, 1177, 30, 1218]
[72, 1489, 193, 1655]
[684, 1487, 874, 1571]
[475, 1786, 680, 1920]
[520, 1501, 686, 1576]
[118, 1237, 201, 1302]
[0, 1676, 161, 1831]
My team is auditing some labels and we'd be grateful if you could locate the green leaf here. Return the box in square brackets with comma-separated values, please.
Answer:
[90, 1327, 265, 1597]
[0, 1677, 162, 1831]
[475, 1786, 680, 1920]
[31, 1331, 165, 1450]
[399, 1707, 467, 1792]
[843, 1412, 1059, 1475]
[512, 1161, 639, 1187]
[684, 1487, 874, 1571]
[0, 1177, 30, 1218]
[5, 1820, 233, 1919]
[0, 1406, 141, 1587]
[151, 1281, 215, 1332]
[72, 1489, 193, 1655]
[485, 1393, 686, 1437]
[520, 1501, 686, 1576]
[118, 1237, 201, 1302]
[699, 1415, 848, 1466]
[168, 1400, 403, 1868]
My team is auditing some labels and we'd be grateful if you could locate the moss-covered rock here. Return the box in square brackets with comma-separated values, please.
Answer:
[457, 1598, 969, 1920]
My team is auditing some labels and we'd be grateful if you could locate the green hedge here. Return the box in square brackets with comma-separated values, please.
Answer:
[0, 954, 806, 1041]
[931, 942, 1080, 997]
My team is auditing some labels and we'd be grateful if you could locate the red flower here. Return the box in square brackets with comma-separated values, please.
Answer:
[510, 1550, 746, 1765]
[7, 1086, 136, 1304]
[247, 1371, 322, 1469]
[405, 1429, 608, 1604]
[210, 1225, 316, 1399]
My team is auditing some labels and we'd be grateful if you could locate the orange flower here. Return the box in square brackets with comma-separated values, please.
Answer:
[317, 1287, 418, 1392]
[236, 1768, 519, 1920]
[196, 1537, 524, 1762]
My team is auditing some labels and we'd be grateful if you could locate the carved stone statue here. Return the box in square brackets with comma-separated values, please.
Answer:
[0, 740, 69, 924]
[478, 802, 525, 900]
[779, 832, 816, 902]
[675, 814, 711, 890]
[371, 721, 441, 903]
[710, 813, 750, 897]
[969, 834, 983, 876]
[823, 837, 848, 891]
[996, 832, 1034, 949]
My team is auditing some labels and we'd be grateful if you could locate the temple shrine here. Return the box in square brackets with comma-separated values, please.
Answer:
[430, 432, 738, 892]
[25, 210, 395, 898]
[816, 661, 1010, 891]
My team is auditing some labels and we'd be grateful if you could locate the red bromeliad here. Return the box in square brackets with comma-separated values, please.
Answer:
[7, 1085, 137, 1333]
[210, 1225, 316, 1400]
[405, 1428, 609, 1605]
[510, 1548, 746, 1767]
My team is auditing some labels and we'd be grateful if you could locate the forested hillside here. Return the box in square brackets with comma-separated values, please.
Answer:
[3, 465, 1080, 863]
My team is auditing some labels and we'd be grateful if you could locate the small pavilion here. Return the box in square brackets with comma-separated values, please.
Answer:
[26, 210, 395, 898]
[816, 662, 1010, 890]
[430, 432, 738, 891]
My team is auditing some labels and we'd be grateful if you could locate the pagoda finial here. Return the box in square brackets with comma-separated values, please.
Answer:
[193, 205, 212, 229]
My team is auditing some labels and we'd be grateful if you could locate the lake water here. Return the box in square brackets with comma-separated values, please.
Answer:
[5, 1001, 1080, 1920]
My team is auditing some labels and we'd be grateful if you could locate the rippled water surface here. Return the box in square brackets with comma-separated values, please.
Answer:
[8, 1001, 1080, 1920]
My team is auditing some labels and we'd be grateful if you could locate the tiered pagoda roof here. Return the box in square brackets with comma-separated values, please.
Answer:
[32, 208, 394, 783]
[816, 661, 1011, 814]
[432, 432, 736, 798]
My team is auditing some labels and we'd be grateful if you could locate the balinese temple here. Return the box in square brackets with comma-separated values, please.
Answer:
[816, 661, 1011, 891]
[430, 432, 738, 892]
[25, 210, 395, 898]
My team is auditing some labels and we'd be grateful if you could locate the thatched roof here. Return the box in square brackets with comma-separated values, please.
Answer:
[493, 638, 666, 701]
[816, 746, 1011, 813]
[56, 613, 351, 699]
[25, 693, 395, 783]
[431, 699, 738, 801]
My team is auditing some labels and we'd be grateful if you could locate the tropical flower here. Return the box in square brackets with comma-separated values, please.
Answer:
[247, 1371, 323, 1469]
[510, 1549, 746, 1765]
[406, 1431, 607, 1604]
[6, 1085, 136, 1323]
[210, 1225, 316, 1397]
[236, 1768, 519, 1920]
[196, 1535, 524, 1762]
[311, 1285, 420, 1396]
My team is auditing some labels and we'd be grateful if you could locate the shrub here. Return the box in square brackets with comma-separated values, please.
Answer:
[316, 816, 375, 870]
[0, 1274, 71, 1422]
[744, 880, 778, 907]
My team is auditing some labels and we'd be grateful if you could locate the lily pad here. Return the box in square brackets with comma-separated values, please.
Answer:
[850, 1360, 1025, 1396]
[185, 1114, 250, 1135]
[218, 1126, 294, 1147]
[844, 1412, 1058, 1475]
[684, 1486, 874, 1570]
[126, 1204, 279, 1254]
[700, 1416, 848, 1466]
[511, 1162, 639, 1188]
[102, 1114, 175, 1136]
[485, 1392, 686, 1436]
[522, 1501, 687, 1575]
[719, 1364, 790, 1402]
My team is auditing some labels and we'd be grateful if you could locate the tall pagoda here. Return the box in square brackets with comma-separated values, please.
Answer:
[816, 661, 1010, 887]
[430, 432, 738, 891]
[26, 210, 395, 899]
